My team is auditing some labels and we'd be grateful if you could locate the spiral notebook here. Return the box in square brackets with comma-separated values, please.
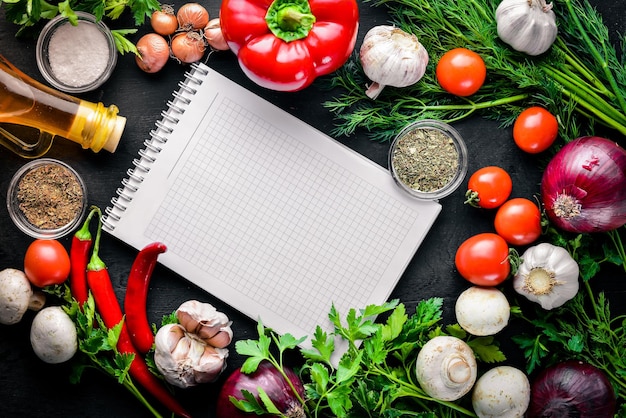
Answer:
[102, 63, 441, 347]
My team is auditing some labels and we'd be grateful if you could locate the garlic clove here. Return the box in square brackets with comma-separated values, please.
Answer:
[154, 323, 229, 388]
[194, 346, 229, 384]
[359, 25, 429, 99]
[176, 299, 233, 347]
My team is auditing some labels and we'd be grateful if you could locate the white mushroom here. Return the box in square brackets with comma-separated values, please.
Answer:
[30, 306, 78, 364]
[455, 286, 510, 336]
[0, 268, 46, 325]
[415, 335, 478, 401]
[472, 365, 530, 417]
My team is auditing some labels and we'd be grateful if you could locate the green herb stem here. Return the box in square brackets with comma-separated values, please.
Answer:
[370, 365, 478, 417]
[269, 357, 308, 410]
[542, 67, 626, 134]
[607, 227, 626, 273]
[86, 359, 164, 418]
[398, 93, 530, 122]
[581, 281, 626, 396]
[555, 38, 614, 98]
[562, 0, 626, 115]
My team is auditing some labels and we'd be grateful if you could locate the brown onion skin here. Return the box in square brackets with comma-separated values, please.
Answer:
[528, 360, 616, 417]
[541, 136, 626, 233]
[135, 33, 170, 73]
[216, 361, 306, 417]
[171, 32, 206, 64]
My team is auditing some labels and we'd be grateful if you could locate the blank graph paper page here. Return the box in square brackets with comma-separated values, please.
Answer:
[104, 63, 442, 344]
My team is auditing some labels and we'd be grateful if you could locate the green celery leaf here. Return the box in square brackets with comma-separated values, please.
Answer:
[381, 303, 407, 342]
[467, 336, 507, 363]
[230, 390, 265, 414]
[511, 333, 548, 374]
[307, 362, 331, 395]
[257, 388, 282, 414]
[127, 0, 161, 25]
[567, 334, 585, 352]
[364, 331, 387, 364]
[336, 350, 362, 384]
[276, 332, 307, 353]
[301, 326, 334, 364]
[326, 383, 354, 418]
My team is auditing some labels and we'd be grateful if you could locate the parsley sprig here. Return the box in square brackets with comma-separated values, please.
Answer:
[235, 298, 506, 417]
[45, 285, 164, 417]
[0, 0, 160, 54]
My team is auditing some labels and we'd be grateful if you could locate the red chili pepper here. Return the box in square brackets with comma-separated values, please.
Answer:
[69, 206, 99, 307]
[124, 242, 167, 354]
[220, 0, 359, 91]
[86, 212, 191, 418]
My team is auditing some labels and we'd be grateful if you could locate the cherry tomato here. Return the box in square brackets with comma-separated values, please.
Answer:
[513, 107, 558, 153]
[24, 239, 71, 287]
[436, 48, 487, 97]
[455, 233, 511, 286]
[466, 166, 513, 209]
[494, 197, 542, 246]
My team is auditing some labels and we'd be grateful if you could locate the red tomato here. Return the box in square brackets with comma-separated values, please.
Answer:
[466, 166, 513, 209]
[455, 233, 511, 286]
[494, 198, 542, 246]
[513, 107, 558, 153]
[436, 48, 487, 97]
[24, 239, 71, 287]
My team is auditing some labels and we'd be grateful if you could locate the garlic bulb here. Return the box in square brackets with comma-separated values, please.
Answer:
[415, 335, 477, 401]
[177, 299, 233, 348]
[154, 300, 233, 388]
[496, 0, 558, 56]
[359, 25, 429, 99]
[513, 243, 579, 310]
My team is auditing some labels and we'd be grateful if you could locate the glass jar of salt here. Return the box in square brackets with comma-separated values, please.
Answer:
[36, 12, 118, 93]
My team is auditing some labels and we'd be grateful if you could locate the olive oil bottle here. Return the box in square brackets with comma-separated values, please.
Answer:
[0, 55, 125, 158]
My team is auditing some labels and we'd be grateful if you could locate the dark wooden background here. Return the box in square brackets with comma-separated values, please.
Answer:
[1, 1, 624, 417]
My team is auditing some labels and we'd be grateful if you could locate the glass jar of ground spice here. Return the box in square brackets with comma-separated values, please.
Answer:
[389, 120, 468, 200]
[7, 158, 87, 239]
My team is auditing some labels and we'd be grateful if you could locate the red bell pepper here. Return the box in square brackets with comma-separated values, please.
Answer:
[220, 0, 359, 91]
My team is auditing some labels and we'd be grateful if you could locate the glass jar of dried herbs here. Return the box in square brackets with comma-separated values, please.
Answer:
[7, 158, 87, 239]
[389, 120, 468, 200]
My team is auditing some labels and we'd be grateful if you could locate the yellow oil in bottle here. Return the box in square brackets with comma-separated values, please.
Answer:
[0, 55, 125, 158]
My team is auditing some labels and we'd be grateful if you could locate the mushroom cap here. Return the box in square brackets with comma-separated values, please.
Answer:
[455, 286, 510, 336]
[0, 268, 33, 325]
[30, 306, 77, 364]
[415, 335, 478, 401]
[472, 366, 530, 417]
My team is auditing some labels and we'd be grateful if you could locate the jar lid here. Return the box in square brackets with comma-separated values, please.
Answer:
[7, 158, 88, 239]
[36, 12, 117, 93]
[389, 119, 468, 201]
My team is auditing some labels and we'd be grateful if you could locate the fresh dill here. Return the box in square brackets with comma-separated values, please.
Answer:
[323, 0, 626, 143]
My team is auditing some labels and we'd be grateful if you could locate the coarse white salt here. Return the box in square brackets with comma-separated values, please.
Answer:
[47, 21, 111, 88]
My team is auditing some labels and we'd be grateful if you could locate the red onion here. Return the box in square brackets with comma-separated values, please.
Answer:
[216, 361, 306, 417]
[541, 136, 626, 233]
[528, 360, 616, 417]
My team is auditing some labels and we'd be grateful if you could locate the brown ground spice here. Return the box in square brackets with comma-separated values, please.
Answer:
[16, 164, 83, 229]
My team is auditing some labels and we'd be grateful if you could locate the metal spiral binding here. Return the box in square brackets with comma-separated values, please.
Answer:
[102, 63, 205, 232]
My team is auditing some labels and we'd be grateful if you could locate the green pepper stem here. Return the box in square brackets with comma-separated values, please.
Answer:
[86, 207, 106, 271]
[266, 0, 316, 42]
